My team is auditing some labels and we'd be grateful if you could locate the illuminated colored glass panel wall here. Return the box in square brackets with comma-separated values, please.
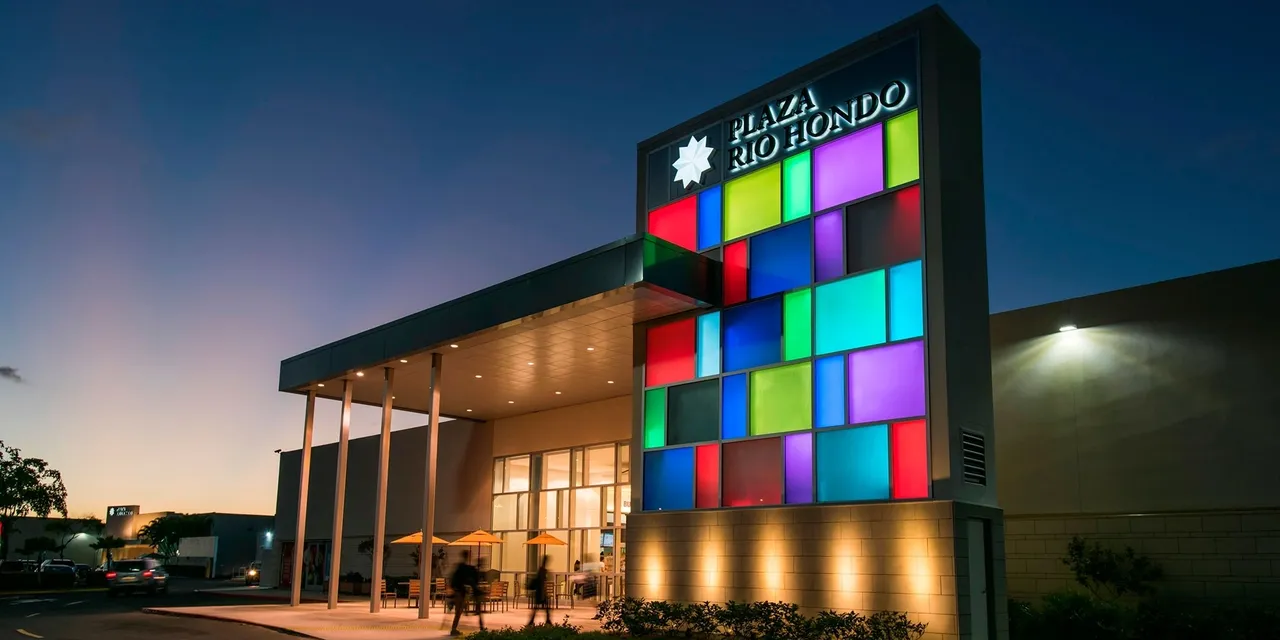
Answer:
[641, 108, 932, 513]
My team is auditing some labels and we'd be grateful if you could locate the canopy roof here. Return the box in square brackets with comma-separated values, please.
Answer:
[278, 234, 719, 420]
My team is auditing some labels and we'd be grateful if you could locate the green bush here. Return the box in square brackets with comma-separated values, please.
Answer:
[592, 597, 925, 639]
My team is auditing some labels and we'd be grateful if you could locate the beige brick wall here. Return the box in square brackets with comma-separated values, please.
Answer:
[625, 501, 1008, 640]
[1005, 509, 1280, 601]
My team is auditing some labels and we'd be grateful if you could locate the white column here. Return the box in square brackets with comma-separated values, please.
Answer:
[327, 379, 354, 609]
[418, 352, 443, 619]
[370, 367, 395, 613]
[289, 390, 317, 606]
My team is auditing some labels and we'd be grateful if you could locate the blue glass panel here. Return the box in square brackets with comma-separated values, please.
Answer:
[721, 373, 748, 440]
[722, 296, 783, 372]
[697, 186, 723, 250]
[816, 425, 890, 502]
[814, 355, 845, 428]
[696, 312, 721, 377]
[748, 221, 812, 298]
[889, 260, 923, 340]
[643, 448, 695, 511]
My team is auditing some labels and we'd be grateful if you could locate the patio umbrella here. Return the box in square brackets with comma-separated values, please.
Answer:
[449, 530, 503, 566]
[524, 532, 567, 569]
[390, 532, 450, 545]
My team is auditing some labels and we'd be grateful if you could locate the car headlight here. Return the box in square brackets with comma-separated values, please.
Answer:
[248, 570, 257, 576]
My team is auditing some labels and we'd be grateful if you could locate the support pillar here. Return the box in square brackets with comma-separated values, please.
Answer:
[289, 390, 317, 607]
[418, 352, 443, 619]
[370, 367, 395, 613]
[327, 379, 354, 609]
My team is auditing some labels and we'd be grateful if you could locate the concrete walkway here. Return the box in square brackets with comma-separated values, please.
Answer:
[146, 599, 602, 639]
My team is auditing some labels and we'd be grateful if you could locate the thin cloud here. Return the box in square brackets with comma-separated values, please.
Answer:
[0, 367, 23, 383]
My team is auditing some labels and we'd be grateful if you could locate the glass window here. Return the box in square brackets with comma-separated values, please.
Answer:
[605, 485, 616, 526]
[505, 456, 530, 492]
[498, 531, 528, 573]
[572, 449, 585, 487]
[543, 451, 570, 489]
[538, 490, 564, 529]
[586, 445, 615, 486]
[492, 460, 503, 494]
[492, 494, 518, 531]
[517, 493, 530, 530]
[619, 444, 630, 483]
[621, 485, 631, 526]
[544, 530, 570, 573]
[573, 487, 602, 528]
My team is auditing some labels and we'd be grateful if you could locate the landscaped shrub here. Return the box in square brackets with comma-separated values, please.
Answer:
[592, 597, 926, 639]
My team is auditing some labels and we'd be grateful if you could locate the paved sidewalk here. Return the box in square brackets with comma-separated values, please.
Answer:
[145, 600, 602, 639]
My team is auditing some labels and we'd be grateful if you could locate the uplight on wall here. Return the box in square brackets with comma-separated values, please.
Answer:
[1058, 324, 1078, 332]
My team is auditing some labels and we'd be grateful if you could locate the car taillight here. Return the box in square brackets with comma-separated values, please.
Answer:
[143, 570, 153, 578]
[105, 571, 117, 579]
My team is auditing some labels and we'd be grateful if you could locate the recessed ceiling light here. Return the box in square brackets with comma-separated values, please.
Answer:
[586, 347, 595, 351]
[356, 372, 365, 377]
[318, 383, 325, 388]
[527, 362, 534, 366]
[399, 359, 408, 363]
[507, 400, 514, 404]
[475, 374, 482, 379]
[1059, 324, 1078, 332]
[555, 391, 562, 395]
[392, 396, 396, 400]
[607, 380, 614, 384]
[466, 409, 473, 412]
[449, 344, 459, 348]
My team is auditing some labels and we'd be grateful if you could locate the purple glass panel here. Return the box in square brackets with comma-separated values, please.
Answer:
[814, 210, 844, 282]
[784, 432, 813, 504]
[813, 124, 884, 211]
[847, 340, 926, 424]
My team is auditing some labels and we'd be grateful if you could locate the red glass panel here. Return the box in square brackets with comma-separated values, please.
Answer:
[645, 318, 696, 387]
[724, 240, 748, 305]
[647, 197, 698, 251]
[695, 444, 720, 508]
[891, 419, 929, 499]
[722, 438, 782, 507]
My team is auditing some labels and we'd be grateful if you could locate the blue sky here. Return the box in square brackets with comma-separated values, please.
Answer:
[1, 0, 1276, 515]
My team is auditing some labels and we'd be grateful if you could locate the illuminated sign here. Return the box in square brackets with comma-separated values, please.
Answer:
[107, 505, 137, 517]
[727, 80, 910, 172]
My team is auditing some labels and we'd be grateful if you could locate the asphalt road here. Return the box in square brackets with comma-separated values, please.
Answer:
[0, 579, 289, 639]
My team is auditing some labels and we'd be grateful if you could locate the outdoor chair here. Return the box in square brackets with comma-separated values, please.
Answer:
[432, 577, 452, 609]
[406, 579, 422, 608]
[485, 580, 508, 612]
[552, 576, 574, 608]
[379, 579, 396, 608]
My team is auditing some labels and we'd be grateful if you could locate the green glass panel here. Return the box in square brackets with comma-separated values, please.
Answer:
[643, 387, 667, 448]
[885, 110, 919, 187]
[749, 362, 813, 436]
[815, 271, 886, 354]
[782, 151, 812, 222]
[723, 163, 781, 240]
[783, 289, 812, 361]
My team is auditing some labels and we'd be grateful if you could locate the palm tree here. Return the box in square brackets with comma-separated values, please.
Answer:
[90, 535, 127, 569]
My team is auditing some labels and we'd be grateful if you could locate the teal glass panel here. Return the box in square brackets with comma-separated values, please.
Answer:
[814, 270, 887, 354]
[889, 260, 923, 340]
[816, 425, 890, 502]
[697, 312, 721, 377]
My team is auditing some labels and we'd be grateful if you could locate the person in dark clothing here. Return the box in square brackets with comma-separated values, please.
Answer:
[449, 550, 484, 636]
[528, 555, 552, 626]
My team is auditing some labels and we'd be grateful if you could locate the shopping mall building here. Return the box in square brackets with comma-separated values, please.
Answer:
[262, 6, 1280, 640]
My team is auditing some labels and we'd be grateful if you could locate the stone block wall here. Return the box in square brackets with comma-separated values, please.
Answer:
[1004, 509, 1280, 601]
[626, 500, 1008, 640]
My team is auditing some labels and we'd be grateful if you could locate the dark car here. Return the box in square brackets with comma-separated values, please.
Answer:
[106, 558, 169, 596]
[244, 561, 262, 585]
[38, 559, 77, 588]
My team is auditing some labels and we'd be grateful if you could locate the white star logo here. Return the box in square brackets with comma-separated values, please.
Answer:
[672, 136, 714, 188]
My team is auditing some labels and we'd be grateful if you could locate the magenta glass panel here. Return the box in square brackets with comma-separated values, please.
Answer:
[784, 432, 813, 504]
[813, 124, 884, 211]
[814, 210, 844, 282]
[847, 340, 926, 424]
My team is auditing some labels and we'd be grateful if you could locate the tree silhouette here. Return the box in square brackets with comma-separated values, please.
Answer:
[0, 441, 68, 559]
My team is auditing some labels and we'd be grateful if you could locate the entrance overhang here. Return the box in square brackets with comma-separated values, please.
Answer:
[278, 234, 719, 420]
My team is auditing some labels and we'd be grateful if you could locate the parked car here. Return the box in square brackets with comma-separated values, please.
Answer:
[244, 561, 262, 585]
[75, 564, 91, 586]
[106, 558, 169, 596]
[38, 559, 77, 588]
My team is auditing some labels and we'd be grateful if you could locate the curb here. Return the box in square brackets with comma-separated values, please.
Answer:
[193, 589, 341, 604]
[142, 607, 322, 639]
[0, 588, 108, 597]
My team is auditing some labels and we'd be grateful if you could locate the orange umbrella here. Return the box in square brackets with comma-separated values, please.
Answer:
[391, 532, 450, 545]
[449, 530, 502, 564]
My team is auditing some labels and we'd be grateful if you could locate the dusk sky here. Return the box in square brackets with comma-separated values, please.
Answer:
[2, 0, 1276, 518]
